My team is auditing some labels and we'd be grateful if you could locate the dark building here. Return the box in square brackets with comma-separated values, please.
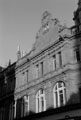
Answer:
[0, 62, 16, 120]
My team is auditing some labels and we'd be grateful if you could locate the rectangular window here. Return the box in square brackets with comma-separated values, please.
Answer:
[36, 64, 39, 78]
[58, 51, 62, 66]
[21, 98, 24, 117]
[74, 48, 80, 62]
[41, 62, 43, 76]
[26, 70, 29, 82]
[79, 88, 81, 102]
[53, 55, 56, 70]
[22, 72, 25, 81]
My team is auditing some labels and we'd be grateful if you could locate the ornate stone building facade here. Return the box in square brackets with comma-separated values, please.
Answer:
[0, 1, 81, 120]
[14, 4, 81, 120]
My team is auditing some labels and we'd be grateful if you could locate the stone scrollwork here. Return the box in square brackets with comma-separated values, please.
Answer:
[41, 11, 52, 26]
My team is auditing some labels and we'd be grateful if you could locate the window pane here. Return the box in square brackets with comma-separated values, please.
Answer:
[58, 52, 62, 66]
[40, 89, 43, 94]
[76, 50, 80, 61]
[36, 64, 39, 78]
[79, 88, 81, 102]
[59, 82, 63, 88]
[59, 94, 64, 106]
[38, 98, 40, 112]
[53, 55, 56, 70]
[41, 97, 44, 111]
[24, 103, 29, 116]
[55, 92, 58, 107]
[74, 48, 80, 62]
[54, 84, 57, 91]
[59, 90, 63, 94]
[41, 62, 43, 76]
[27, 70, 29, 82]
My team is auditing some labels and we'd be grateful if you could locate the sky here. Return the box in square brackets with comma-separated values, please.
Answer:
[0, 0, 78, 67]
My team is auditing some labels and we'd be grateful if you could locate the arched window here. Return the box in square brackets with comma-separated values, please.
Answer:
[36, 89, 46, 113]
[23, 95, 29, 116]
[21, 95, 29, 117]
[53, 81, 66, 108]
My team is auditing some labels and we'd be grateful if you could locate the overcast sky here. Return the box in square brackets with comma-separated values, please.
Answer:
[0, 0, 78, 67]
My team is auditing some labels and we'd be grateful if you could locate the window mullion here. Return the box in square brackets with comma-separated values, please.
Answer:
[58, 90, 60, 107]
[36, 95, 38, 113]
[44, 94, 46, 111]
[39, 96, 41, 112]
[57, 83, 60, 107]
[54, 91, 56, 108]
[28, 97, 29, 113]
[63, 88, 66, 105]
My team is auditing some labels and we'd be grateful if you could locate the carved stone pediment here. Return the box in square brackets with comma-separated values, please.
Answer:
[31, 12, 72, 57]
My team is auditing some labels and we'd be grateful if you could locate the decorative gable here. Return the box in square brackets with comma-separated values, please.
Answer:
[31, 12, 71, 56]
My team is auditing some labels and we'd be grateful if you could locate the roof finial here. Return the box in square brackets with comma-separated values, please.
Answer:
[17, 45, 21, 60]
[17, 45, 20, 52]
